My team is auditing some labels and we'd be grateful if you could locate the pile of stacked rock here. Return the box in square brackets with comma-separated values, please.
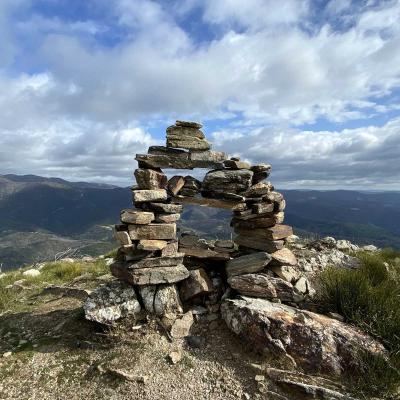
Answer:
[110, 120, 302, 333]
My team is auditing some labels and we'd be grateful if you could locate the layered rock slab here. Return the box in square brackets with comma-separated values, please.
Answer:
[221, 297, 385, 375]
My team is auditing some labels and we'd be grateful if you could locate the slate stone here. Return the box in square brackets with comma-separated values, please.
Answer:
[235, 235, 285, 252]
[167, 135, 211, 151]
[175, 120, 203, 129]
[111, 262, 189, 285]
[166, 125, 205, 138]
[226, 252, 272, 277]
[235, 225, 293, 240]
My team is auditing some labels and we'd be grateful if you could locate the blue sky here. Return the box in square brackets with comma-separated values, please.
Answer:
[0, 0, 399, 189]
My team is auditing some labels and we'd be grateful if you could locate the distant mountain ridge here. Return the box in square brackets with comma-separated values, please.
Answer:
[1, 174, 399, 269]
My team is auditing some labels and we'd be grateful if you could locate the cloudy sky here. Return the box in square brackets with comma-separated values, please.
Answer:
[0, 0, 399, 189]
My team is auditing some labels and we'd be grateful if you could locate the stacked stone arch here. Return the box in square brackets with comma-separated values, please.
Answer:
[111, 120, 299, 331]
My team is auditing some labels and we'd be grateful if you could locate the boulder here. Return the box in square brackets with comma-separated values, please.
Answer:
[202, 169, 253, 193]
[134, 168, 167, 190]
[83, 281, 142, 325]
[132, 189, 168, 203]
[226, 252, 272, 277]
[228, 274, 302, 302]
[111, 262, 189, 285]
[128, 223, 176, 240]
[139, 284, 183, 316]
[221, 297, 385, 375]
[179, 268, 214, 301]
[120, 209, 154, 224]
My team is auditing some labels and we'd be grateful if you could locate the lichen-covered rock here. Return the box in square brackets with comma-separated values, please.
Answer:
[139, 284, 183, 316]
[221, 297, 385, 375]
[83, 281, 141, 325]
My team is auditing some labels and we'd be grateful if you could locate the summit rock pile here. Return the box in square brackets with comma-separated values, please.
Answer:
[84, 120, 385, 379]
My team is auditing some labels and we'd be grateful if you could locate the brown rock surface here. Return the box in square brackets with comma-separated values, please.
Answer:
[222, 297, 386, 375]
[128, 223, 176, 240]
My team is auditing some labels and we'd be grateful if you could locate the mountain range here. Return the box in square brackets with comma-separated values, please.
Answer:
[1, 174, 399, 270]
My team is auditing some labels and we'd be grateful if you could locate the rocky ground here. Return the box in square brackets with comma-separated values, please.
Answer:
[0, 239, 397, 400]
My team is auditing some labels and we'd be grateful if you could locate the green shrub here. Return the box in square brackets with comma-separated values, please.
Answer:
[316, 249, 400, 397]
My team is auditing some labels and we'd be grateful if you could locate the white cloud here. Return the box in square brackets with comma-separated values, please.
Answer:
[0, 0, 399, 188]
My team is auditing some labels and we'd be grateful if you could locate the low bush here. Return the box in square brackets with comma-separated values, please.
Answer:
[316, 248, 400, 397]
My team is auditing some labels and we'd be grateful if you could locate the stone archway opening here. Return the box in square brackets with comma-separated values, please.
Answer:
[110, 120, 295, 331]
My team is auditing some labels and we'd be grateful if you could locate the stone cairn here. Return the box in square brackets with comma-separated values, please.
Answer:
[110, 120, 300, 334]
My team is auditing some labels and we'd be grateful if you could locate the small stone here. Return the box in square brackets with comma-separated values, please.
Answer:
[271, 248, 297, 266]
[167, 176, 185, 195]
[22, 269, 41, 277]
[155, 213, 181, 223]
[168, 350, 182, 364]
[132, 189, 168, 203]
[255, 375, 265, 382]
[170, 311, 194, 338]
[114, 230, 132, 246]
[223, 160, 251, 169]
[243, 182, 273, 197]
[3, 352, 12, 358]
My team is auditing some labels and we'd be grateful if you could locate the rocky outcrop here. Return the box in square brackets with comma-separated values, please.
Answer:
[221, 297, 385, 375]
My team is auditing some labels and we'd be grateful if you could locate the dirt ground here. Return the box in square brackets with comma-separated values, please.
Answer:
[0, 287, 271, 400]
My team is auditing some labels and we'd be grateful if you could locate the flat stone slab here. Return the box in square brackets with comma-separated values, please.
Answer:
[132, 189, 168, 203]
[166, 125, 205, 139]
[128, 223, 176, 240]
[129, 254, 184, 269]
[136, 154, 193, 169]
[120, 209, 155, 224]
[221, 297, 386, 375]
[235, 235, 285, 252]
[179, 245, 231, 260]
[167, 135, 211, 151]
[228, 274, 301, 302]
[148, 202, 183, 213]
[271, 248, 297, 266]
[111, 262, 189, 285]
[226, 252, 272, 277]
[137, 240, 168, 251]
[173, 195, 242, 210]
[235, 224, 293, 240]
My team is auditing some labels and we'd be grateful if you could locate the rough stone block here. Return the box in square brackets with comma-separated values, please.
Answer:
[179, 268, 214, 301]
[134, 168, 167, 190]
[167, 176, 185, 195]
[120, 209, 155, 224]
[132, 189, 168, 203]
[128, 223, 176, 240]
[235, 235, 285, 252]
